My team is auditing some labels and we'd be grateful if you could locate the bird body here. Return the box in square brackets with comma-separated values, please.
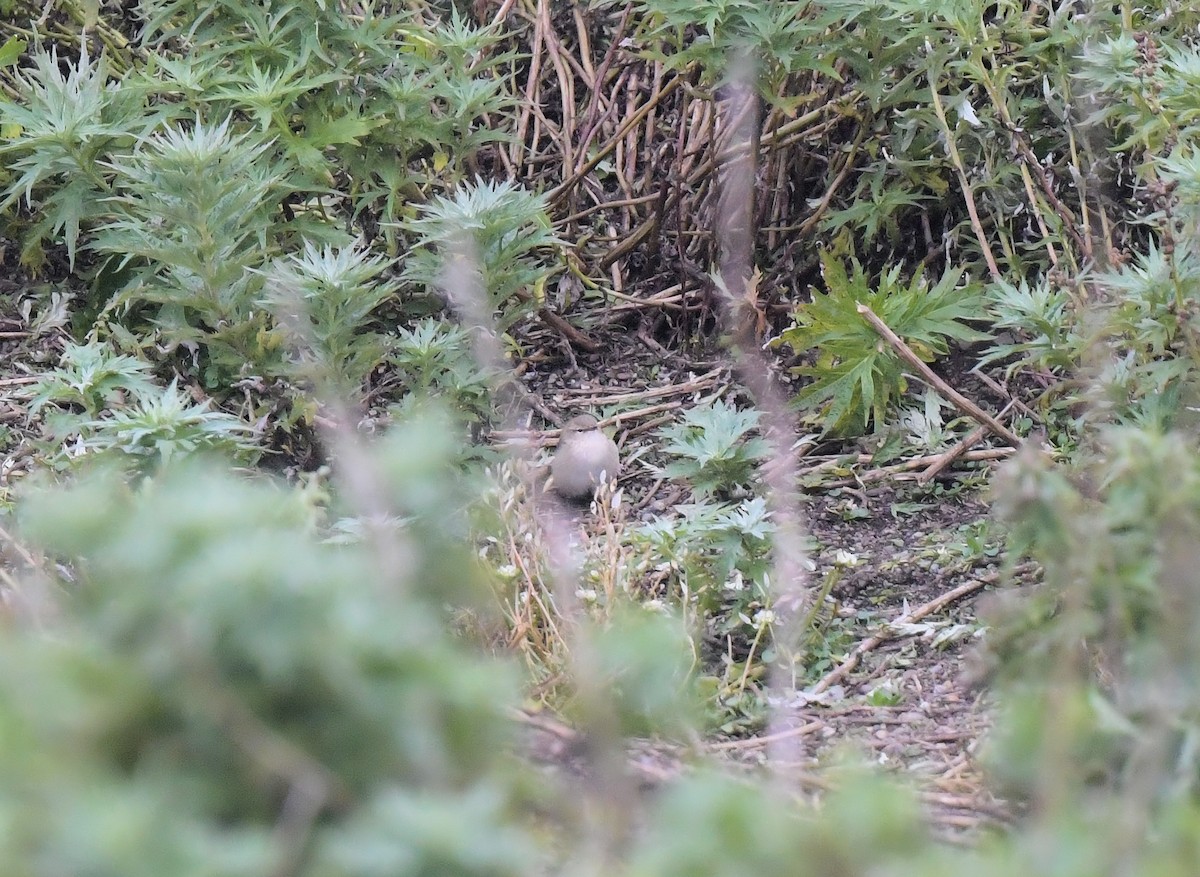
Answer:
[550, 414, 620, 500]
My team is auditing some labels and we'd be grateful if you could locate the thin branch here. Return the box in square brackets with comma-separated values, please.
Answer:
[929, 83, 1001, 280]
[810, 571, 1000, 695]
[856, 303, 1020, 445]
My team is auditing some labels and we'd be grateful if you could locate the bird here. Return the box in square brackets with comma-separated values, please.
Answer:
[549, 414, 620, 501]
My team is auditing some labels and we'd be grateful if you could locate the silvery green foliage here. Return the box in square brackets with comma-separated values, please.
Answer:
[260, 241, 399, 395]
[654, 400, 769, 499]
[403, 178, 560, 332]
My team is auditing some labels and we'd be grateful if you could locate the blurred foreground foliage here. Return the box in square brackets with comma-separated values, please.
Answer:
[8, 0, 1200, 871]
[0, 414, 915, 875]
[4, 408, 1200, 874]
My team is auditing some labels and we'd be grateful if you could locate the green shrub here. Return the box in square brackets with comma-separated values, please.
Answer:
[5, 420, 534, 874]
[776, 256, 987, 435]
[402, 178, 560, 332]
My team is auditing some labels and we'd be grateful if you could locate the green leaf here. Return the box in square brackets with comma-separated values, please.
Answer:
[0, 35, 25, 70]
[778, 254, 988, 435]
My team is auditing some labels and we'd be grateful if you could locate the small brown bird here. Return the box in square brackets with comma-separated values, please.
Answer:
[550, 414, 620, 500]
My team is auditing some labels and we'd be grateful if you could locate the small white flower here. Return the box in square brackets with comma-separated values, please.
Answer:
[957, 95, 983, 128]
[833, 549, 860, 567]
[752, 609, 777, 628]
[576, 588, 598, 603]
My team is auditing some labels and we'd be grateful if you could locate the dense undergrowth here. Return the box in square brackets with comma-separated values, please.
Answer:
[3, 0, 1200, 873]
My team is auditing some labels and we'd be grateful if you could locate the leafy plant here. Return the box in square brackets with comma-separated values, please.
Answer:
[635, 0, 837, 111]
[402, 178, 560, 332]
[986, 425, 1200, 813]
[980, 276, 1077, 374]
[1, 2, 517, 412]
[626, 496, 867, 707]
[0, 47, 152, 267]
[654, 400, 768, 498]
[625, 768, 929, 877]
[25, 341, 258, 471]
[1076, 30, 1200, 154]
[896, 389, 953, 452]
[133, 0, 514, 236]
[388, 317, 497, 421]
[73, 379, 260, 470]
[1088, 241, 1200, 428]
[630, 496, 778, 730]
[632, 497, 776, 620]
[28, 341, 158, 419]
[90, 117, 291, 384]
[987, 237, 1200, 435]
[776, 255, 988, 435]
[259, 241, 398, 396]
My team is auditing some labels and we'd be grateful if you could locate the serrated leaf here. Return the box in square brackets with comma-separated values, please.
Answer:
[780, 256, 988, 435]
